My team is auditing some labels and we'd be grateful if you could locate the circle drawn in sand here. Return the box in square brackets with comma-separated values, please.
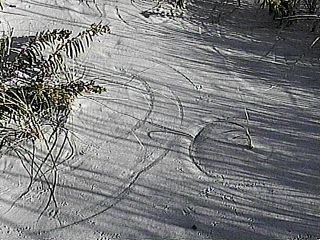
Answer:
[191, 120, 255, 176]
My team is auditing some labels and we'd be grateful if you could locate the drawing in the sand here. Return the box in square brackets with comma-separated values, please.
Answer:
[0, 0, 319, 239]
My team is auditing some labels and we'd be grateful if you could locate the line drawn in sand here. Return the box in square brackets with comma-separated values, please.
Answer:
[35, 75, 184, 233]
[149, 114, 255, 178]
[115, 6, 137, 30]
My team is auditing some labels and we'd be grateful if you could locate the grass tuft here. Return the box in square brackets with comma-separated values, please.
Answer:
[0, 22, 109, 219]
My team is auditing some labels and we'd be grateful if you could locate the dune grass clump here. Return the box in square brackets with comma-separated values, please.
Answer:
[258, 0, 320, 25]
[0, 22, 109, 218]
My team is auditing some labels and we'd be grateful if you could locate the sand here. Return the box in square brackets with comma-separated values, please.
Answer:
[0, 0, 319, 239]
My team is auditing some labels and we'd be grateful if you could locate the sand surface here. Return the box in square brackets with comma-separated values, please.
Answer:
[0, 0, 320, 239]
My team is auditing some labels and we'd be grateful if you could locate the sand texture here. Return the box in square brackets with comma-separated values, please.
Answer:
[0, 0, 319, 239]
